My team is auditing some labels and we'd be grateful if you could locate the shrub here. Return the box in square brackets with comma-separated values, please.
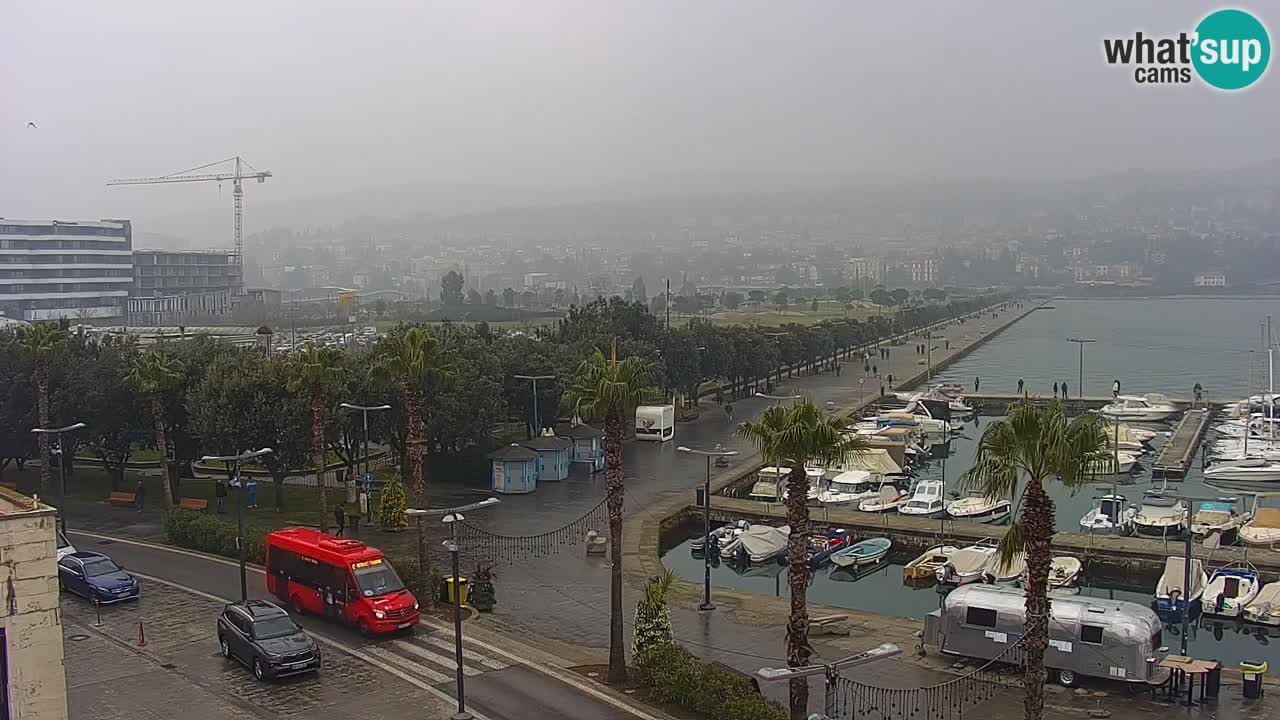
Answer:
[632, 570, 675, 656]
[377, 477, 409, 529]
[633, 643, 786, 720]
[384, 555, 442, 602]
[163, 510, 266, 564]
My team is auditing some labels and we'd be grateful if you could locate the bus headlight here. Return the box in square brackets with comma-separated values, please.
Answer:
[414, 601, 420, 611]
[374, 610, 386, 619]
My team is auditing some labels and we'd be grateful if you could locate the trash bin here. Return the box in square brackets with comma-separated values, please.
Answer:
[1204, 660, 1222, 699]
[442, 577, 469, 606]
[1242, 660, 1267, 699]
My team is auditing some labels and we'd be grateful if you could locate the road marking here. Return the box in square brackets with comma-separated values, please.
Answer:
[417, 633, 507, 670]
[127, 571, 494, 720]
[365, 645, 453, 684]
[393, 638, 482, 676]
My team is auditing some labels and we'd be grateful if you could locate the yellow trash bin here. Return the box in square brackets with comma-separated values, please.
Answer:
[443, 577, 469, 606]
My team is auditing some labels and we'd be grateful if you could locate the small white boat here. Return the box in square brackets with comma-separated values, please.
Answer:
[899, 480, 945, 519]
[1204, 458, 1280, 483]
[1048, 556, 1083, 590]
[1190, 501, 1247, 545]
[1125, 425, 1160, 443]
[936, 541, 998, 586]
[945, 493, 1012, 524]
[903, 544, 958, 582]
[816, 470, 878, 507]
[982, 551, 1026, 585]
[1106, 424, 1151, 452]
[1087, 450, 1140, 475]
[1100, 394, 1178, 422]
[722, 525, 791, 563]
[1132, 495, 1187, 539]
[858, 483, 911, 513]
[1244, 582, 1280, 626]
[830, 537, 892, 568]
[1154, 557, 1207, 618]
[692, 520, 747, 553]
[1079, 494, 1136, 535]
[1203, 565, 1261, 619]
[1240, 508, 1280, 548]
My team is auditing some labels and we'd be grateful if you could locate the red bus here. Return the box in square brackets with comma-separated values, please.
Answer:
[265, 528, 419, 635]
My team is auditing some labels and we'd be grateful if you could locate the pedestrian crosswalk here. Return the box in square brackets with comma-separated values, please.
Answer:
[362, 631, 509, 686]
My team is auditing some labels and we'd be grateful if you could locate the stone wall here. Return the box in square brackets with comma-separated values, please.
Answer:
[1, 493, 67, 720]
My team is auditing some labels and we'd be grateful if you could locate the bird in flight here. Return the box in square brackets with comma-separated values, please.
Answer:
[27, 122, 37, 128]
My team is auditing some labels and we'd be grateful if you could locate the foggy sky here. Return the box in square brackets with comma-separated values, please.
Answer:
[3, 1, 1277, 228]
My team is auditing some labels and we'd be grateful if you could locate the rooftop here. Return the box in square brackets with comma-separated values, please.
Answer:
[0, 486, 56, 517]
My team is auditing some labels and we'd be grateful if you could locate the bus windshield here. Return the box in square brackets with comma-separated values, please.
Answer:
[353, 561, 405, 597]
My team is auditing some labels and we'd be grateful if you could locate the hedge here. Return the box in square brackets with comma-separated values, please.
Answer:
[634, 644, 787, 720]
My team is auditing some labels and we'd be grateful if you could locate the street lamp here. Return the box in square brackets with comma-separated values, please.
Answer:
[339, 403, 392, 513]
[756, 643, 901, 718]
[406, 498, 500, 720]
[677, 445, 739, 611]
[512, 374, 556, 437]
[201, 448, 274, 603]
[31, 422, 86, 535]
[1066, 338, 1096, 397]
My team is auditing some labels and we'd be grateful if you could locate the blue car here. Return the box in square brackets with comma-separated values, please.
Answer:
[57, 551, 140, 604]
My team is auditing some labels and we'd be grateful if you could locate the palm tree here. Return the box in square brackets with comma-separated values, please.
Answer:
[371, 328, 454, 592]
[959, 402, 1109, 720]
[16, 323, 67, 494]
[562, 340, 656, 684]
[128, 348, 184, 509]
[289, 344, 347, 534]
[737, 400, 867, 719]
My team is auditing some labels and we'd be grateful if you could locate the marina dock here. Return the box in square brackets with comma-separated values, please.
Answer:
[1151, 407, 1213, 478]
[959, 393, 1203, 415]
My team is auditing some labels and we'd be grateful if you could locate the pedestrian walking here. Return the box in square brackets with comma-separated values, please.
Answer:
[1193, 382, 1203, 405]
[1053, 381, 1058, 397]
[974, 376, 980, 392]
[246, 478, 258, 509]
[1061, 381, 1068, 399]
[134, 479, 146, 513]
[215, 478, 227, 513]
[835, 363, 841, 377]
[1112, 379, 1121, 398]
[872, 363, 878, 376]
[725, 403, 734, 422]
[1017, 377, 1024, 395]
[334, 505, 346, 537]
[358, 490, 369, 523]
[864, 362, 870, 374]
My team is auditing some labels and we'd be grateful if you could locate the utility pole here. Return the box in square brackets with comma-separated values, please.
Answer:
[513, 374, 555, 437]
[31, 422, 86, 535]
[1067, 338, 1096, 397]
[677, 445, 738, 611]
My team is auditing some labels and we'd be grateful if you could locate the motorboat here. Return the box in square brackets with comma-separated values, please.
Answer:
[1124, 425, 1160, 443]
[830, 537, 892, 568]
[806, 529, 850, 570]
[936, 541, 999, 586]
[858, 482, 911, 513]
[746, 466, 789, 503]
[1203, 565, 1261, 619]
[1131, 495, 1187, 539]
[722, 525, 791, 563]
[982, 551, 1026, 585]
[1086, 450, 1140, 475]
[716, 523, 751, 557]
[1048, 556, 1083, 590]
[1100, 394, 1178, 422]
[1244, 583, 1280, 626]
[945, 493, 1012, 524]
[800, 467, 826, 502]
[1240, 508, 1280, 548]
[1204, 458, 1280, 483]
[1079, 494, 1136, 535]
[1154, 557, 1208, 618]
[815, 470, 878, 508]
[1107, 424, 1152, 452]
[691, 520, 747, 553]
[1228, 392, 1280, 419]
[899, 480, 945, 519]
[1189, 501, 1247, 545]
[903, 545, 958, 582]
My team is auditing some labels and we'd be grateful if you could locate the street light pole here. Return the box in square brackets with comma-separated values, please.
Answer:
[1067, 338, 1095, 397]
[31, 422, 86, 535]
[677, 445, 738, 611]
[406, 498, 500, 720]
[513, 374, 555, 437]
[201, 448, 274, 603]
[339, 403, 391, 509]
[756, 643, 902, 718]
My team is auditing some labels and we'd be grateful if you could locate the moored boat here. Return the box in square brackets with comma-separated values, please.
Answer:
[1079, 493, 1136, 535]
[936, 541, 998, 586]
[982, 551, 1025, 585]
[1132, 495, 1187, 539]
[1244, 582, 1280, 626]
[903, 544, 958, 582]
[1203, 565, 1261, 619]
[1154, 557, 1207, 619]
[830, 537, 892, 568]
[1240, 508, 1280, 548]
[1204, 458, 1280, 483]
[899, 480, 945, 519]
[1190, 501, 1247, 545]
[806, 529, 850, 570]
[858, 483, 911, 513]
[1048, 556, 1083, 590]
[945, 493, 1012, 524]
[1100, 394, 1178, 422]
[722, 525, 791, 563]
[691, 520, 747, 553]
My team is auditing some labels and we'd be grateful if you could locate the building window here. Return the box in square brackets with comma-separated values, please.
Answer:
[965, 607, 998, 628]
[1080, 624, 1105, 645]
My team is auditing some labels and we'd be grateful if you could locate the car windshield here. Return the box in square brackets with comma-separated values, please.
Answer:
[57, 529, 71, 549]
[353, 563, 405, 597]
[82, 558, 121, 577]
[253, 615, 301, 640]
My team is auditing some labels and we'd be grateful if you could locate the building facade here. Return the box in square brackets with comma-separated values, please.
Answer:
[1193, 272, 1227, 287]
[0, 488, 68, 720]
[0, 219, 133, 321]
[129, 249, 243, 325]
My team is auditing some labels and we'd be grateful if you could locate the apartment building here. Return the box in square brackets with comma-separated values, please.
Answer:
[0, 218, 133, 321]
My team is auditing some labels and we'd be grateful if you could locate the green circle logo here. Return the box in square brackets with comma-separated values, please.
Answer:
[1192, 9, 1271, 90]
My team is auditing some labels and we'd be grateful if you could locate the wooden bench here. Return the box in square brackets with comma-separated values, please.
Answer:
[108, 492, 136, 507]
[178, 498, 209, 511]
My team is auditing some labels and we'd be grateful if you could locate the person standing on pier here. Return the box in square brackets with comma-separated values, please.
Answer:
[1061, 381, 1068, 399]
[1017, 377, 1024, 395]
[1193, 382, 1203, 406]
[974, 376, 980, 393]
[1053, 381, 1058, 397]
[1112, 379, 1121, 398]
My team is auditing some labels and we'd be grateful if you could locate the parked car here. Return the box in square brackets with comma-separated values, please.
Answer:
[217, 600, 321, 681]
[56, 528, 76, 560]
[57, 551, 140, 604]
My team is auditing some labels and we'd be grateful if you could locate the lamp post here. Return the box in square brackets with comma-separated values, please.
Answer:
[339, 403, 391, 507]
[31, 422, 86, 535]
[1066, 338, 1096, 397]
[677, 445, 738, 611]
[406, 498, 500, 720]
[756, 643, 901, 718]
[512, 374, 556, 437]
[201, 448, 274, 603]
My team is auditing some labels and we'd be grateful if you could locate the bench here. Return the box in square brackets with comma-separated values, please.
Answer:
[178, 498, 209, 511]
[108, 492, 136, 507]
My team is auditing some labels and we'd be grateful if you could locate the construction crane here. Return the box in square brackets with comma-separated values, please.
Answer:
[108, 156, 272, 292]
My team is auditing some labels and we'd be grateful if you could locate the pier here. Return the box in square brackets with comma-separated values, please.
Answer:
[958, 393, 1204, 415]
[1151, 407, 1213, 478]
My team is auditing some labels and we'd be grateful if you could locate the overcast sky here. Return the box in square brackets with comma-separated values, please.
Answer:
[3, 1, 1277, 225]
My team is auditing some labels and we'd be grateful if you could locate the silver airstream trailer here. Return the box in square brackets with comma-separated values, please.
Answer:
[924, 585, 1169, 687]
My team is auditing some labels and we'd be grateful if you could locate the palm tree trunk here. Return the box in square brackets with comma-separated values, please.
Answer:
[604, 407, 627, 684]
[151, 398, 175, 509]
[312, 398, 330, 533]
[1021, 476, 1055, 720]
[784, 465, 813, 719]
[35, 369, 52, 494]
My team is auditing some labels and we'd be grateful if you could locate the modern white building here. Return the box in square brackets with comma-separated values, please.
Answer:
[0, 219, 133, 321]
[1193, 272, 1227, 287]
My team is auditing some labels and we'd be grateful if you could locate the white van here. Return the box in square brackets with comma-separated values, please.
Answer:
[635, 405, 675, 442]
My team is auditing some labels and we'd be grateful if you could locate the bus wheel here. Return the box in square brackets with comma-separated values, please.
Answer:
[358, 619, 371, 637]
[291, 596, 305, 616]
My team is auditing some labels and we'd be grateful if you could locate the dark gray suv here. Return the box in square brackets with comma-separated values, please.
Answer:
[217, 600, 321, 680]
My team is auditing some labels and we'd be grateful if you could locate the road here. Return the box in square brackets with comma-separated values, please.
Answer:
[66, 529, 655, 720]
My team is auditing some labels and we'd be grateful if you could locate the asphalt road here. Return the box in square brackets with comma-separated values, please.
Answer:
[67, 530, 654, 720]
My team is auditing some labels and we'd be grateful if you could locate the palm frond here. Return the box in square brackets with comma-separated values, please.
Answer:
[995, 521, 1026, 567]
[560, 341, 658, 420]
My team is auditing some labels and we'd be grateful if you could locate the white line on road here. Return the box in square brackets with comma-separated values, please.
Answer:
[393, 638, 483, 676]
[364, 645, 454, 684]
[417, 633, 507, 671]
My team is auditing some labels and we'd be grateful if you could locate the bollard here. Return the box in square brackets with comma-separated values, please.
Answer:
[93, 599, 102, 627]
[138, 621, 147, 647]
